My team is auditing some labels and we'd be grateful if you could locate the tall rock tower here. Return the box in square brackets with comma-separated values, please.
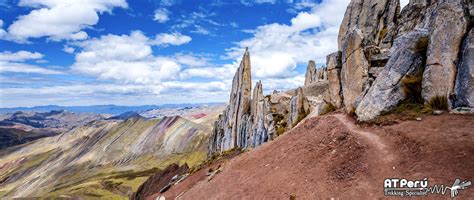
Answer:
[209, 49, 275, 155]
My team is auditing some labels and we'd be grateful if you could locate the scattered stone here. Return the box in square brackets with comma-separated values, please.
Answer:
[450, 107, 474, 115]
[433, 110, 444, 115]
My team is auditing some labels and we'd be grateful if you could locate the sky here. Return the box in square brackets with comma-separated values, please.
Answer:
[0, 0, 410, 108]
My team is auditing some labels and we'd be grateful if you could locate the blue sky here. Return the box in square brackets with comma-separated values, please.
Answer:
[0, 0, 365, 107]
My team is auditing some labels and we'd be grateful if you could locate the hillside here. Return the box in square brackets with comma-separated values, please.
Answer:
[146, 113, 474, 199]
[0, 115, 212, 198]
[0, 110, 106, 149]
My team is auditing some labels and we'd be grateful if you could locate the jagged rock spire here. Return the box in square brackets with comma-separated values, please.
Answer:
[209, 49, 275, 155]
[304, 61, 317, 86]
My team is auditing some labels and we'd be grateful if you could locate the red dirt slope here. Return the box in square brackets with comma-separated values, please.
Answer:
[151, 114, 474, 199]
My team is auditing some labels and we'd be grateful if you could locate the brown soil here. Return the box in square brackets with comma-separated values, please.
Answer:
[148, 114, 474, 199]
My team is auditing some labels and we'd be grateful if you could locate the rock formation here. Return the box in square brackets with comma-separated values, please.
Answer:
[338, 0, 400, 49]
[288, 87, 310, 128]
[340, 29, 370, 112]
[327, 52, 343, 108]
[304, 60, 328, 86]
[421, 1, 470, 106]
[249, 81, 275, 148]
[304, 61, 317, 86]
[356, 29, 429, 121]
[454, 29, 474, 107]
[209, 49, 275, 155]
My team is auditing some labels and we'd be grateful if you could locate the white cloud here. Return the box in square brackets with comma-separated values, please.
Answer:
[71, 31, 197, 84]
[241, 0, 276, 6]
[0, 50, 43, 62]
[0, 19, 6, 39]
[230, 22, 239, 28]
[154, 8, 170, 23]
[225, 0, 350, 80]
[63, 45, 75, 54]
[151, 33, 191, 46]
[0, 61, 63, 74]
[0, 50, 63, 75]
[4, 0, 127, 42]
[400, 0, 409, 9]
[172, 10, 220, 35]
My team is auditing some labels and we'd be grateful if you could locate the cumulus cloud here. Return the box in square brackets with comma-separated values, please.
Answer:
[0, 50, 43, 62]
[63, 46, 75, 54]
[154, 8, 170, 23]
[3, 0, 127, 42]
[151, 33, 191, 46]
[225, 0, 350, 80]
[71, 31, 199, 84]
[0, 61, 63, 74]
[0, 50, 63, 74]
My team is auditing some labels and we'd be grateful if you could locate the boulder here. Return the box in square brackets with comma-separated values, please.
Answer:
[356, 29, 429, 121]
[454, 29, 474, 108]
[421, 1, 470, 107]
[338, 0, 400, 49]
[326, 51, 343, 108]
[304, 60, 317, 86]
[288, 87, 310, 128]
[341, 29, 370, 113]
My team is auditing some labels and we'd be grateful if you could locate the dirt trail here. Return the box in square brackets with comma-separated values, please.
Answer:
[333, 114, 395, 162]
[147, 114, 474, 199]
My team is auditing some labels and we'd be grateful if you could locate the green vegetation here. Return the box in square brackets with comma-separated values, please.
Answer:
[321, 103, 337, 115]
[423, 95, 448, 113]
[402, 72, 423, 104]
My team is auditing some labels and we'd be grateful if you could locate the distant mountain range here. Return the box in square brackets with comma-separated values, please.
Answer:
[0, 103, 224, 115]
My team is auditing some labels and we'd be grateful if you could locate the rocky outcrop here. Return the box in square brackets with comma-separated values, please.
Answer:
[454, 29, 474, 108]
[305, 61, 328, 86]
[422, 1, 470, 107]
[340, 29, 370, 113]
[132, 164, 189, 200]
[209, 49, 275, 154]
[209, 48, 252, 153]
[249, 81, 275, 148]
[288, 87, 310, 128]
[327, 51, 343, 108]
[304, 61, 317, 86]
[338, 0, 400, 49]
[356, 29, 429, 121]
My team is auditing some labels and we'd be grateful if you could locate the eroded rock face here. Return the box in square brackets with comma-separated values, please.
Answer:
[341, 29, 370, 113]
[421, 1, 470, 106]
[304, 61, 317, 86]
[327, 51, 343, 108]
[249, 81, 276, 148]
[209, 49, 252, 153]
[455, 29, 474, 108]
[356, 29, 429, 121]
[288, 87, 310, 128]
[338, 0, 400, 49]
[209, 50, 275, 154]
